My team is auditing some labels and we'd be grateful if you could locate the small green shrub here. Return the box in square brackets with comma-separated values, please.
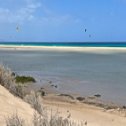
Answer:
[38, 88, 46, 97]
[15, 76, 36, 84]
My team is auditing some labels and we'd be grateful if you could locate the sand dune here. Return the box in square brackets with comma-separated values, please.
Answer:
[0, 85, 126, 126]
[0, 85, 34, 126]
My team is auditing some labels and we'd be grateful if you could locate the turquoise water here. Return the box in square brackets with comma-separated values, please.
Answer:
[0, 48, 126, 105]
[1, 42, 126, 47]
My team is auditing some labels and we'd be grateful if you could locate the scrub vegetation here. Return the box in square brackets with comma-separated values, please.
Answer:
[15, 75, 36, 84]
[0, 64, 84, 126]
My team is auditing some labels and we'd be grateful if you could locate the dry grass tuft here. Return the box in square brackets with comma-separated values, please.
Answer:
[0, 64, 26, 98]
[6, 113, 25, 126]
[0, 64, 14, 89]
[33, 111, 84, 126]
[24, 91, 44, 115]
[25, 91, 84, 126]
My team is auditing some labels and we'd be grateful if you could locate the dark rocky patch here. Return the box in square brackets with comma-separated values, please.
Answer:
[94, 94, 101, 98]
[58, 94, 74, 100]
[76, 97, 85, 101]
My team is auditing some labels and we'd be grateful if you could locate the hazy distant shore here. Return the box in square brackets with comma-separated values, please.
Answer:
[1, 44, 126, 53]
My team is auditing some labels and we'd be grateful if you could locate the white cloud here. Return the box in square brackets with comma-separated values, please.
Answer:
[0, 0, 41, 24]
[0, 0, 80, 28]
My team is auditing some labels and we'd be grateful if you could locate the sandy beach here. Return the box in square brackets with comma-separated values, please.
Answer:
[0, 45, 126, 53]
[43, 97, 126, 126]
[0, 84, 126, 126]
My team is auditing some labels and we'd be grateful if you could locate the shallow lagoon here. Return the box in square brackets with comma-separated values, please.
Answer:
[0, 49, 126, 105]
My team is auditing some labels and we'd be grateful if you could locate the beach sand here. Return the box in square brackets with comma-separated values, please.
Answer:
[41, 93, 126, 126]
[0, 84, 126, 126]
[0, 45, 126, 53]
[0, 85, 34, 126]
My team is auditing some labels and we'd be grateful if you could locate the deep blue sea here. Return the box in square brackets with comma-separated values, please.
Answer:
[0, 42, 126, 105]
[0, 42, 126, 47]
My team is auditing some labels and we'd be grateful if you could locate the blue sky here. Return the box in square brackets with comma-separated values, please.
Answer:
[0, 0, 126, 42]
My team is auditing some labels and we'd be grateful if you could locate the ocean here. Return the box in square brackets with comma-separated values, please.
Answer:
[1, 42, 126, 47]
[0, 42, 126, 105]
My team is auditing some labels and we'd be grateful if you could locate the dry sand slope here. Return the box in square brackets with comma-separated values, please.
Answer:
[0, 84, 126, 126]
[0, 85, 34, 126]
[43, 97, 126, 126]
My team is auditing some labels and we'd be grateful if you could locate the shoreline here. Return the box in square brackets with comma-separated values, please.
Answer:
[1, 45, 126, 53]
[35, 83, 126, 111]
[40, 88, 126, 126]
[42, 96, 126, 126]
